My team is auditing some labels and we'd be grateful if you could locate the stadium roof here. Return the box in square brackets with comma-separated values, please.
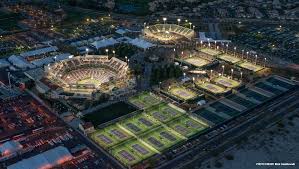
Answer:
[198, 32, 231, 43]
[0, 59, 10, 68]
[8, 55, 34, 69]
[0, 140, 22, 155]
[20, 46, 58, 58]
[129, 38, 155, 49]
[7, 146, 73, 169]
[115, 29, 127, 35]
[91, 38, 119, 49]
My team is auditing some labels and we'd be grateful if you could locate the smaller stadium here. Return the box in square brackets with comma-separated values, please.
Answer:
[143, 24, 195, 44]
[45, 55, 130, 95]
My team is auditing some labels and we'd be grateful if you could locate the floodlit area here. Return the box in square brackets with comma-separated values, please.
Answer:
[196, 80, 229, 94]
[129, 92, 162, 109]
[212, 76, 241, 88]
[168, 85, 198, 101]
[184, 56, 211, 68]
[89, 103, 210, 167]
[218, 54, 241, 64]
[200, 48, 221, 56]
[238, 62, 264, 72]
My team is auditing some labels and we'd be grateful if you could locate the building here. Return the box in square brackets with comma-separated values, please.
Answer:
[7, 146, 73, 169]
[79, 122, 95, 135]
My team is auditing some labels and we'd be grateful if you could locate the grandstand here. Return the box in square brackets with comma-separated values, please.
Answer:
[45, 55, 129, 94]
[143, 24, 195, 44]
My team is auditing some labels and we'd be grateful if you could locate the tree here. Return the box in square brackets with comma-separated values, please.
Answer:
[104, 0, 115, 11]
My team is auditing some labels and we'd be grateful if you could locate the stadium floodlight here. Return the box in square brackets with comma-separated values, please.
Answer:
[264, 58, 267, 67]
[226, 44, 229, 54]
[189, 22, 192, 29]
[222, 65, 225, 76]
[233, 46, 237, 57]
[113, 50, 116, 57]
[163, 17, 167, 24]
[86, 48, 89, 56]
[214, 41, 217, 49]
[177, 18, 181, 25]
[255, 55, 258, 65]
[246, 51, 249, 61]
[240, 72, 243, 80]
[105, 49, 109, 56]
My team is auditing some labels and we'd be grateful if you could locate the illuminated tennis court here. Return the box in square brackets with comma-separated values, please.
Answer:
[212, 76, 241, 88]
[140, 126, 184, 152]
[119, 113, 160, 135]
[166, 114, 209, 138]
[146, 103, 185, 123]
[201, 48, 221, 56]
[238, 62, 264, 72]
[111, 139, 156, 166]
[169, 86, 198, 101]
[129, 92, 161, 109]
[196, 81, 228, 94]
[184, 57, 210, 67]
[218, 54, 241, 64]
[90, 124, 132, 149]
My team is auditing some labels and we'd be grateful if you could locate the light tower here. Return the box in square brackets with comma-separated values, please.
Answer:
[163, 17, 167, 24]
[105, 49, 109, 56]
[177, 18, 181, 25]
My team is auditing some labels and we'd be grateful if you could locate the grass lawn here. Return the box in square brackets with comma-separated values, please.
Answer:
[82, 102, 137, 126]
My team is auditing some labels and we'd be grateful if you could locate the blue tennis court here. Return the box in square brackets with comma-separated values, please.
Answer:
[210, 102, 241, 117]
[194, 108, 226, 125]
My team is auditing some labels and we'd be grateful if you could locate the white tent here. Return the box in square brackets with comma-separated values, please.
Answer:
[0, 140, 22, 156]
[7, 146, 73, 169]
[129, 38, 155, 49]
[91, 38, 119, 49]
[20, 46, 58, 58]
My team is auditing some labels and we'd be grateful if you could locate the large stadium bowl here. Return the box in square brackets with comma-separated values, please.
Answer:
[143, 24, 195, 44]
